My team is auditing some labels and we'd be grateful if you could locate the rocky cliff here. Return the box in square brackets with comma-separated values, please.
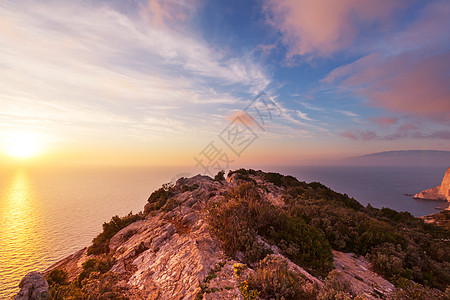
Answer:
[15, 170, 450, 299]
[414, 167, 450, 201]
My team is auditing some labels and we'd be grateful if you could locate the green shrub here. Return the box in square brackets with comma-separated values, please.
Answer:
[208, 182, 333, 275]
[280, 174, 450, 290]
[87, 212, 143, 255]
[227, 169, 257, 183]
[263, 215, 333, 276]
[77, 258, 113, 286]
[391, 278, 447, 299]
[214, 170, 225, 181]
[46, 269, 68, 287]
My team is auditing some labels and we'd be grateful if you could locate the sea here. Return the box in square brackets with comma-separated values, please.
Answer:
[0, 165, 448, 298]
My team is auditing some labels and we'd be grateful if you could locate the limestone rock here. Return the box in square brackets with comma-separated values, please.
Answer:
[414, 167, 450, 201]
[14, 272, 49, 300]
[333, 251, 395, 299]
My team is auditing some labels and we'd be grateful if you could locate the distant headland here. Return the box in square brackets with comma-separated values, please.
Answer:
[346, 150, 450, 166]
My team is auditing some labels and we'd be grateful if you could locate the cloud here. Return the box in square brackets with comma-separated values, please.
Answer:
[335, 110, 358, 117]
[0, 0, 272, 145]
[226, 111, 256, 127]
[264, 0, 402, 58]
[254, 44, 277, 57]
[369, 117, 398, 129]
[296, 110, 313, 121]
[343, 52, 450, 117]
[142, 0, 197, 27]
[324, 1, 450, 121]
[300, 102, 324, 112]
[342, 130, 377, 141]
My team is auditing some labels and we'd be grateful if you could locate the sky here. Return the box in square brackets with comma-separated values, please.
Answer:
[0, 0, 449, 169]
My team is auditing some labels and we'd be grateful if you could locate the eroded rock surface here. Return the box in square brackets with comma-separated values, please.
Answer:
[14, 272, 49, 300]
[414, 167, 450, 201]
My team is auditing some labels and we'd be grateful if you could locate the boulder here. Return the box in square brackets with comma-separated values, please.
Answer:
[14, 272, 49, 300]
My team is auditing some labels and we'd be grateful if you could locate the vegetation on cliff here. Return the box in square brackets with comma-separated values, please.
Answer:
[87, 212, 144, 255]
[223, 169, 450, 291]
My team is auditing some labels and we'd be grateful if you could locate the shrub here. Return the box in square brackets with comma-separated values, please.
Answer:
[145, 188, 170, 213]
[208, 190, 270, 264]
[181, 184, 199, 192]
[247, 256, 318, 300]
[391, 278, 447, 299]
[263, 215, 333, 276]
[87, 212, 143, 255]
[214, 170, 225, 181]
[208, 182, 333, 275]
[227, 169, 257, 183]
[46, 269, 68, 287]
[77, 258, 113, 286]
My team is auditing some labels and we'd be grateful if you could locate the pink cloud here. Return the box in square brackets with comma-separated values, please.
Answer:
[264, 0, 402, 57]
[369, 116, 398, 128]
[346, 52, 450, 117]
[227, 111, 256, 127]
[325, 1, 450, 120]
[342, 129, 377, 141]
[141, 0, 197, 27]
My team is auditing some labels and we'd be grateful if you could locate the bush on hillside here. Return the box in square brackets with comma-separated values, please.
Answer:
[87, 212, 144, 255]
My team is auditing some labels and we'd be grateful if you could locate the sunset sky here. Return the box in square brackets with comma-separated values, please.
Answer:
[0, 0, 449, 168]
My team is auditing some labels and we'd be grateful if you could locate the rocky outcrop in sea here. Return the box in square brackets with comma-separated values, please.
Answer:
[414, 167, 450, 201]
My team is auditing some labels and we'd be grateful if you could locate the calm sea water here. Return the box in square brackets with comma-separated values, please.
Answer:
[0, 165, 448, 298]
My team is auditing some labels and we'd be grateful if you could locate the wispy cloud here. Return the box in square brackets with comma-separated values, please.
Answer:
[0, 0, 271, 146]
[300, 102, 324, 112]
[296, 110, 314, 121]
[335, 110, 358, 118]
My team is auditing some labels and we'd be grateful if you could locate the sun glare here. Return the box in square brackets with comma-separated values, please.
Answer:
[3, 131, 43, 159]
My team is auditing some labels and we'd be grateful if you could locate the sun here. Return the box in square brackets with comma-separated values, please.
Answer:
[3, 131, 43, 159]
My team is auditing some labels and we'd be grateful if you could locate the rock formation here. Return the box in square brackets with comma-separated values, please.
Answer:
[14, 272, 49, 300]
[414, 167, 450, 201]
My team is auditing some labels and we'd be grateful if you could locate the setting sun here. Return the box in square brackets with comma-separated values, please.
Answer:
[3, 131, 42, 159]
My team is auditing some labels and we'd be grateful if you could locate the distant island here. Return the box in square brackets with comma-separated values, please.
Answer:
[15, 170, 450, 299]
[346, 150, 450, 166]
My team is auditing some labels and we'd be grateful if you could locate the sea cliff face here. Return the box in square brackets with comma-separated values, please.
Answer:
[15, 170, 450, 299]
[414, 167, 450, 201]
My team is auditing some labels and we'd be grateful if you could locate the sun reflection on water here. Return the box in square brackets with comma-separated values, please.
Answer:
[0, 170, 46, 298]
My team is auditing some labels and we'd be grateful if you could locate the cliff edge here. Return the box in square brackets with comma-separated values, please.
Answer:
[414, 167, 450, 201]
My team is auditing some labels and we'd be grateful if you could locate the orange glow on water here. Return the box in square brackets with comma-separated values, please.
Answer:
[0, 170, 46, 297]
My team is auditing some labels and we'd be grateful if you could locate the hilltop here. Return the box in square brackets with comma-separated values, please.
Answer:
[15, 169, 450, 299]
